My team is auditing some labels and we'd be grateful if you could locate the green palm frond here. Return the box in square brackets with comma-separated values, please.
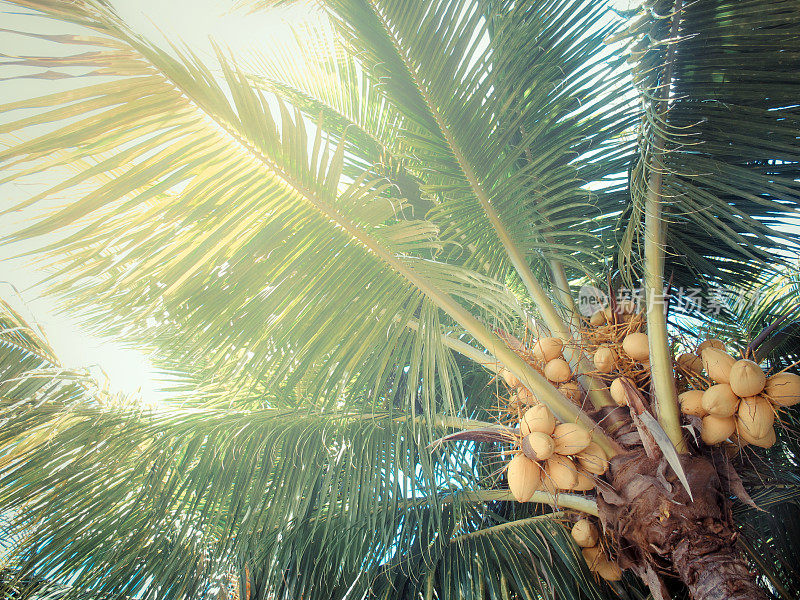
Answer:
[0, 1, 529, 415]
[268, 0, 639, 333]
[0, 397, 474, 598]
[619, 0, 800, 293]
[368, 513, 625, 600]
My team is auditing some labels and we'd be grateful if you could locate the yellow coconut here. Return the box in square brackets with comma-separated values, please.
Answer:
[571, 519, 599, 548]
[590, 310, 607, 326]
[539, 475, 558, 496]
[679, 390, 707, 417]
[499, 368, 520, 389]
[552, 423, 592, 455]
[736, 395, 774, 441]
[610, 377, 632, 406]
[597, 560, 623, 582]
[701, 384, 739, 417]
[577, 441, 609, 475]
[574, 470, 596, 491]
[764, 372, 800, 407]
[500, 368, 520, 389]
[697, 338, 725, 355]
[677, 352, 703, 374]
[737, 423, 777, 448]
[582, 545, 605, 571]
[524, 431, 555, 461]
[593, 346, 617, 373]
[545, 455, 579, 490]
[507, 454, 541, 502]
[533, 337, 564, 363]
[517, 386, 536, 405]
[558, 381, 582, 403]
[729, 360, 766, 398]
[701, 414, 736, 445]
[622, 332, 649, 362]
[544, 358, 572, 383]
[701, 348, 736, 384]
[520, 405, 556, 436]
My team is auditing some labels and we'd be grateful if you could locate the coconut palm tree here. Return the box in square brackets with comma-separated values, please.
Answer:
[1, 0, 799, 598]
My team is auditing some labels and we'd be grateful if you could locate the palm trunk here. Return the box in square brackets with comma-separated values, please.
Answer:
[598, 449, 767, 600]
[672, 535, 767, 600]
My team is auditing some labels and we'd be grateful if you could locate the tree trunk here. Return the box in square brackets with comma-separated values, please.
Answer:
[672, 534, 766, 600]
[597, 449, 767, 600]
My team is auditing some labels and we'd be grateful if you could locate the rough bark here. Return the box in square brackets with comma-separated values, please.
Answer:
[597, 449, 767, 600]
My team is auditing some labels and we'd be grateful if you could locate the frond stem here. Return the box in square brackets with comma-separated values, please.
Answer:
[643, 0, 686, 451]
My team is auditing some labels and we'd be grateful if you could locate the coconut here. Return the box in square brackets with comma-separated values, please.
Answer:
[517, 386, 536, 405]
[737, 423, 776, 448]
[701, 414, 736, 445]
[544, 358, 572, 383]
[520, 405, 556, 436]
[764, 372, 800, 407]
[610, 377, 632, 407]
[552, 423, 592, 455]
[499, 368, 520, 389]
[571, 519, 599, 548]
[701, 348, 736, 384]
[729, 360, 766, 397]
[736, 395, 774, 441]
[622, 332, 649, 362]
[697, 338, 725, 355]
[597, 560, 623, 581]
[602, 306, 614, 322]
[679, 390, 707, 417]
[701, 384, 739, 417]
[539, 475, 558, 496]
[545, 455, 579, 490]
[558, 381, 581, 403]
[590, 310, 607, 327]
[523, 431, 555, 461]
[577, 442, 609, 475]
[533, 337, 563, 363]
[507, 454, 541, 502]
[677, 352, 703, 374]
[593, 346, 617, 373]
[582, 545, 605, 571]
[574, 470, 596, 491]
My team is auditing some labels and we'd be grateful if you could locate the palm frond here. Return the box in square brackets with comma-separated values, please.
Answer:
[0, 1, 527, 415]
[620, 0, 800, 293]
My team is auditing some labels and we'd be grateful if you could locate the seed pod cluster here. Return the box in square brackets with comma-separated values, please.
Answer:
[571, 519, 622, 582]
[580, 303, 651, 408]
[497, 335, 586, 413]
[678, 340, 787, 449]
[509, 404, 607, 499]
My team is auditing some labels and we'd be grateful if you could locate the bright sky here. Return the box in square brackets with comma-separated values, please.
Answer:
[0, 0, 320, 402]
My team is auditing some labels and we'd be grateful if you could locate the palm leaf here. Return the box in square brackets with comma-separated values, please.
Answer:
[619, 0, 800, 293]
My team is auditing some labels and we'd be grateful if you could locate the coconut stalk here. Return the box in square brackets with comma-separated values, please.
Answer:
[642, 0, 686, 453]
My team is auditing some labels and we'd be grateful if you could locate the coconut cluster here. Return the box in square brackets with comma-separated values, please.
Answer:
[497, 334, 610, 497]
[677, 339, 800, 448]
[583, 303, 651, 407]
[571, 518, 622, 582]
[508, 403, 609, 499]
[497, 335, 585, 412]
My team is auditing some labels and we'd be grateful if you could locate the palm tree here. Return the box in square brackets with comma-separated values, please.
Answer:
[1, 0, 799, 598]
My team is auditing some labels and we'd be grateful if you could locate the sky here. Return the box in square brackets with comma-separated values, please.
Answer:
[0, 0, 320, 402]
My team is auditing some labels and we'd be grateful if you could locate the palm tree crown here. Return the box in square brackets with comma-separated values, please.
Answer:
[0, 0, 799, 598]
